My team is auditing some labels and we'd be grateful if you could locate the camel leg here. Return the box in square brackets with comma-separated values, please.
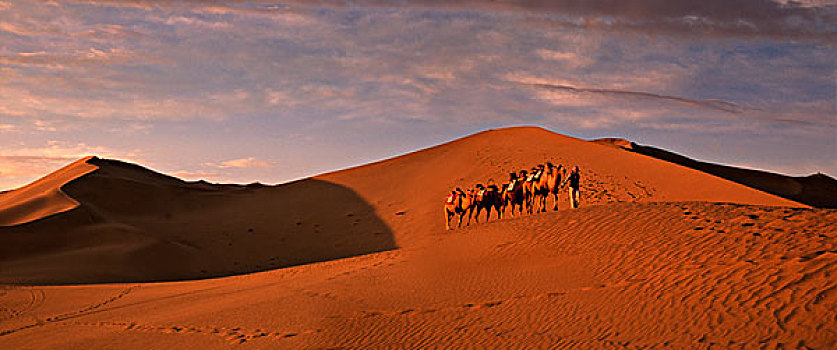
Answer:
[474, 207, 481, 224]
[527, 196, 533, 214]
[445, 209, 451, 230]
[529, 195, 535, 214]
[466, 208, 473, 226]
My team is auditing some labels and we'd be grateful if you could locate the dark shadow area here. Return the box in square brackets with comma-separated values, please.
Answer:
[625, 142, 837, 208]
[0, 158, 396, 285]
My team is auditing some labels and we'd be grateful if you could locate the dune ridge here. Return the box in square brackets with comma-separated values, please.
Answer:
[593, 138, 837, 208]
[0, 156, 98, 227]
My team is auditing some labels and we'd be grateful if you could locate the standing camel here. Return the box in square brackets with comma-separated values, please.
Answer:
[444, 188, 474, 230]
[504, 170, 526, 217]
[445, 189, 462, 230]
[473, 183, 502, 223]
[523, 166, 543, 214]
[545, 163, 564, 211]
[532, 164, 552, 213]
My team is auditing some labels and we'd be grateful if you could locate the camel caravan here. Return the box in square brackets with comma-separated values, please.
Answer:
[445, 163, 582, 230]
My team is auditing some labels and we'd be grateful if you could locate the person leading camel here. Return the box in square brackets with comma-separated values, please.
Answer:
[561, 166, 581, 209]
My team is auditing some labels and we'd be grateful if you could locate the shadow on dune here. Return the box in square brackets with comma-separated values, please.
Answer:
[0, 158, 396, 285]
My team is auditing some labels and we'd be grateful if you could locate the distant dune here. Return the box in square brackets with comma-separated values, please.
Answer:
[0, 157, 395, 284]
[593, 138, 837, 208]
[1, 127, 833, 349]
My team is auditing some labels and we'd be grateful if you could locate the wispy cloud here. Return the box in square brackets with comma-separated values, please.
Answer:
[203, 157, 274, 169]
[518, 80, 748, 114]
[170, 170, 220, 180]
[0, 49, 139, 69]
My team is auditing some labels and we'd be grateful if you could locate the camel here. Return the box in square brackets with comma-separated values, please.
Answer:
[544, 162, 564, 211]
[444, 187, 474, 230]
[523, 166, 543, 214]
[444, 189, 462, 230]
[472, 183, 502, 223]
[531, 164, 553, 213]
[503, 171, 526, 217]
[462, 188, 476, 226]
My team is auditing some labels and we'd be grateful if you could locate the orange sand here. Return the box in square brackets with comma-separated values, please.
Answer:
[1, 127, 833, 349]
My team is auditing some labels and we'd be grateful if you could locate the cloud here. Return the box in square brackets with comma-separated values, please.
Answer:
[0, 0, 832, 180]
[170, 170, 220, 180]
[0, 85, 260, 121]
[518, 80, 748, 114]
[203, 157, 274, 169]
[382, 0, 837, 40]
[57, 0, 836, 40]
[0, 49, 140, 69]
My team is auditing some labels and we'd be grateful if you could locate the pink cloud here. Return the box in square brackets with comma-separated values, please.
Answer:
[203, 157, 274, 169]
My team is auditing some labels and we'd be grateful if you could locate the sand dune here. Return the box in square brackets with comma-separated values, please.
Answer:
[0, 157, 395, 284]
[0, 127, 799, 284]
[593, 138, 837, 208]
[0, 156, 97, 227]
[1, 126, 833, 348]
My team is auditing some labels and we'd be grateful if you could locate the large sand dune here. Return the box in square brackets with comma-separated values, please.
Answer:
[1, 127, 833, 348]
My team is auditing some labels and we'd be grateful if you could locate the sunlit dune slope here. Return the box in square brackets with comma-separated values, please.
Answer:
[319, 127, 801, 245]
[0, 127, 802, 284]
[0, 157, 97, 227]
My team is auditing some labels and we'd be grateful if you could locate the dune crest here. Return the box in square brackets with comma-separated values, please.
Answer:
[0, 156, 98, 227]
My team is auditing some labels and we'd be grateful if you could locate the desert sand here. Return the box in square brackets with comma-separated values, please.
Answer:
[1, 127, 834, 348]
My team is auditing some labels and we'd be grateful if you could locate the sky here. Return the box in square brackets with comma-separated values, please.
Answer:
[0, 0, 835, 190]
